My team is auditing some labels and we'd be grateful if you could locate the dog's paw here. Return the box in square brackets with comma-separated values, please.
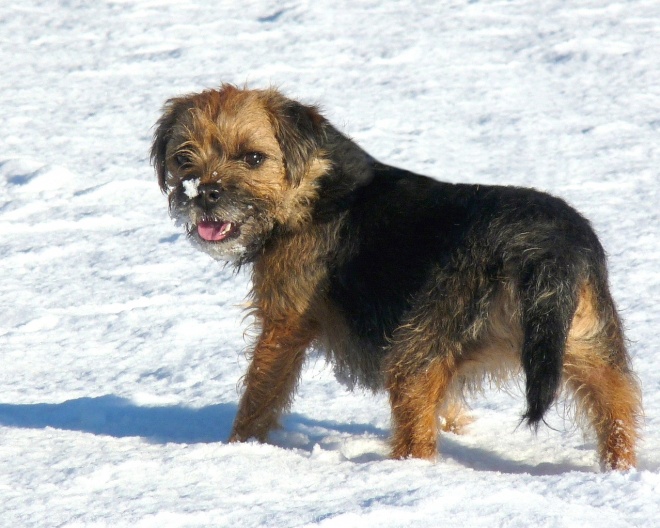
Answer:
[439, 403, 475, 435]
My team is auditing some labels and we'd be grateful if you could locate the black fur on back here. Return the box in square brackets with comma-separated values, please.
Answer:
[312, 129, 609, 427]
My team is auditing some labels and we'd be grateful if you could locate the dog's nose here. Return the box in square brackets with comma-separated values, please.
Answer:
[198, 183, 222, 206]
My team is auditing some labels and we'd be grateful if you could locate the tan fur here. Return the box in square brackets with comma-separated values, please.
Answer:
[563, 283, 641, 470]
[388, 356, 457, 459]
[456, 281, 523, 394]
[381, 282, 523, 458]
[230, 316, 317, 442]
[252, 222, 336, 320]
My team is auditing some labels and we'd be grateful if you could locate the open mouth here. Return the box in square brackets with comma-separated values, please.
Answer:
[196, 220, 238, 242]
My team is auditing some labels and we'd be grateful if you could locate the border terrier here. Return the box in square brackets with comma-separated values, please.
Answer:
[152, 85, 641, 470]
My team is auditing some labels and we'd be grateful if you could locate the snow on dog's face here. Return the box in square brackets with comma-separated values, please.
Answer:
[151, 84, 329, 264]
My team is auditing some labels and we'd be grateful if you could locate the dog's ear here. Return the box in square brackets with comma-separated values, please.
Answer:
[265, 94, 326, 187]
[151, 97, 192, 193]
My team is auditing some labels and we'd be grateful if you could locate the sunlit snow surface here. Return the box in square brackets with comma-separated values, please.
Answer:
[1, 1, 659, 526]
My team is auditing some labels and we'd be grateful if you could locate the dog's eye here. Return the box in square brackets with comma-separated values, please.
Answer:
[243, 152, 265, 168]
[175, 153, 191, 168]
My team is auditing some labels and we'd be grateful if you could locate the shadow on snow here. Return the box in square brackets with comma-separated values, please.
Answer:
[0, 396, 600, 474]
[0, 396, 234, 443]
[0, 395, 385, 447]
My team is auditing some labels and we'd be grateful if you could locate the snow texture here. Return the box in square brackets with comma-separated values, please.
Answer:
[1, 1, 659, 526]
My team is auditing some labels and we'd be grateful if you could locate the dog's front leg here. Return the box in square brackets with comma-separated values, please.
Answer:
[229, 319, 317, 443]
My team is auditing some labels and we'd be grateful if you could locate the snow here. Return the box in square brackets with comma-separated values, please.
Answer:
[183, 178, 200, 200]
[1, 1, 659, 526]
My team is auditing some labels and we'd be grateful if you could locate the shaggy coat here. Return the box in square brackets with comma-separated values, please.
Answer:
[152, 85, 641, 470]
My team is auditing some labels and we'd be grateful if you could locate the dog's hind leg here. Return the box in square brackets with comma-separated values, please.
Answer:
[384, 303, 462, 460]
[386, 353, 457, 460]
[563, 283, 641, 470]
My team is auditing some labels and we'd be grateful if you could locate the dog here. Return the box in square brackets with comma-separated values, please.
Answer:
[151, 84, 641, 470]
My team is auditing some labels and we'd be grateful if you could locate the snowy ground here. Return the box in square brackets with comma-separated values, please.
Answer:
[1, 1, 659, 526]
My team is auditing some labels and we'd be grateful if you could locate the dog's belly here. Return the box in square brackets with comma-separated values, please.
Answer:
[315, 301, 387, 391]
[315, 278, 525, 394]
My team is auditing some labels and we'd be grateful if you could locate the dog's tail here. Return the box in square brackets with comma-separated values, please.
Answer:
[517, 250, 582, 428]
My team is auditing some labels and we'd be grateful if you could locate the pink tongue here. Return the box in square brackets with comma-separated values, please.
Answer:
[197, 220, 231, 241]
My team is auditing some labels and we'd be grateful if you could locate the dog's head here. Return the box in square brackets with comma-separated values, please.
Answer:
[151, 85, 369, 264]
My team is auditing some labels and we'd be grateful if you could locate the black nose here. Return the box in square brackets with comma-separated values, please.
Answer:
[198, 183, 222, 206]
